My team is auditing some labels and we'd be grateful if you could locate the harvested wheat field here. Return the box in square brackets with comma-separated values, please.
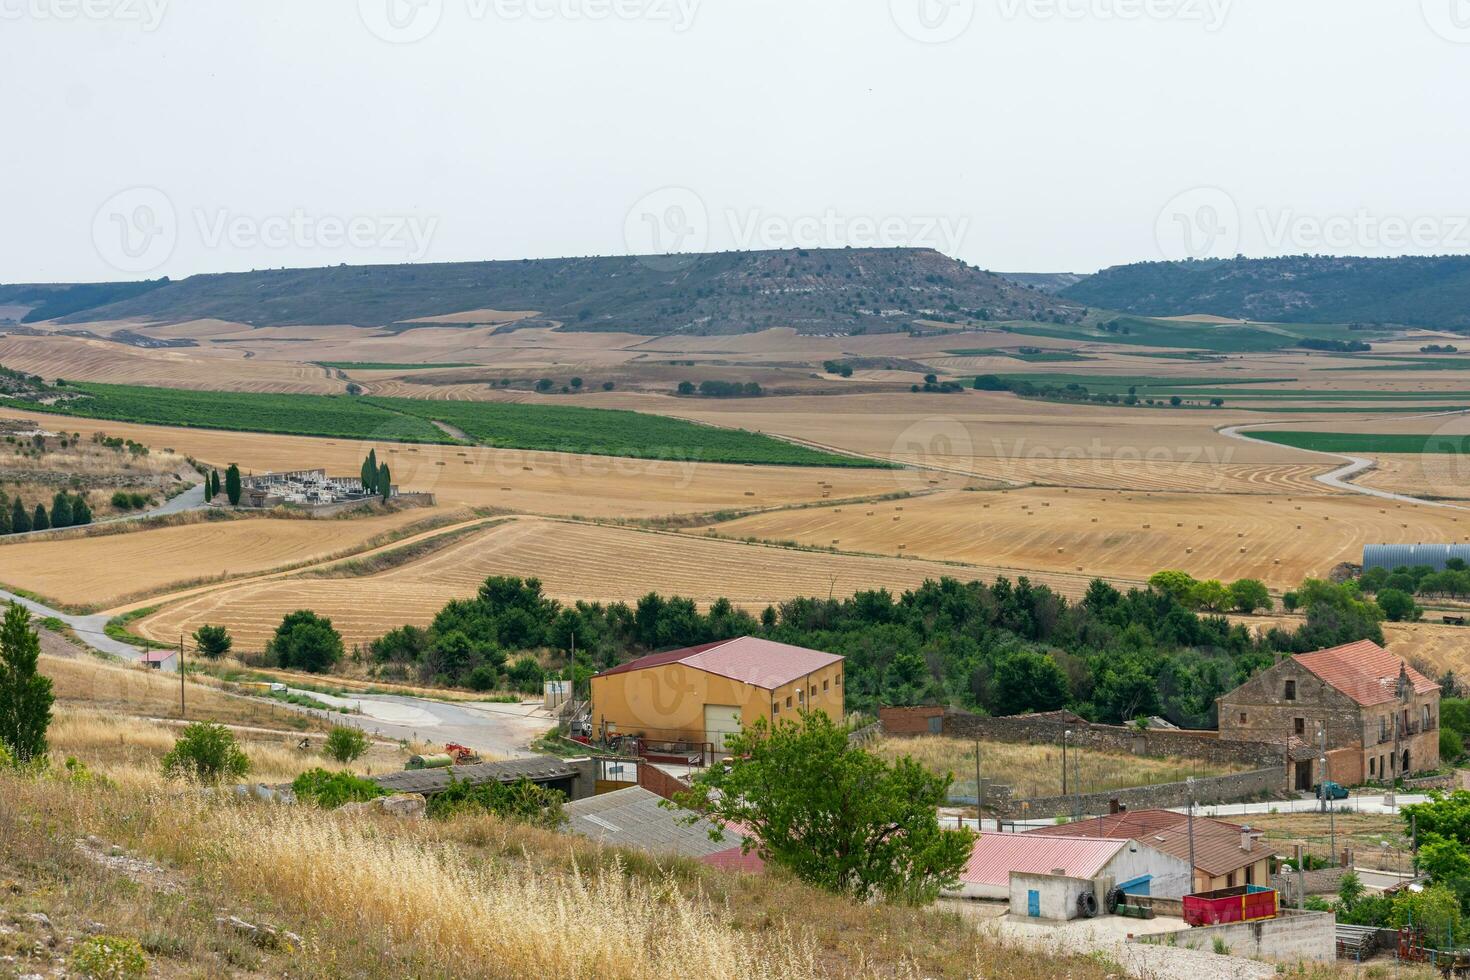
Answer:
[1382, 620, 1470, 681]
[1355, 454, 1470, 501]
[870, 736, 1250, 801]
[710, 487, 1470, 590]
[0, 507, 459, 608]
[0, 333, 345, 394]
[133, 517, 1109, 651]
[2, 409, 942, 517]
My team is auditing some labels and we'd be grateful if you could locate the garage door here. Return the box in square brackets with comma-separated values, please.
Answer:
[704, 705, 743, 753]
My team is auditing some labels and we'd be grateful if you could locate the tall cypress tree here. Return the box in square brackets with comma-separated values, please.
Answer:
[0, 490, 10, 534]
[32, 504, 48, 532]
[378, 463, 391, 501]
[0, 602, 54, 765]
[72, 496, 92, 526]
[211, 470, 221, 498]
[225, 464, 242, 506]
[11, 498, 30, 534]
[50, 492, 73, 529]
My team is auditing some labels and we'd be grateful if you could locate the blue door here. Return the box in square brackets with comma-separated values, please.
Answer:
[1027, 890, 1040, 917]
[1118, 875, 1152, 896]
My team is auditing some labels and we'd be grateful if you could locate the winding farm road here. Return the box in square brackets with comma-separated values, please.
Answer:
[0, 586, 146, 661]
[1220, 414, 1470, 512]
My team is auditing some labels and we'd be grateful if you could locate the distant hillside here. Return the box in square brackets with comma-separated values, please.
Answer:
[995, 271, 1088, 294]
[0, 249, 1080, 336]
[1060, 255, 1470, 329]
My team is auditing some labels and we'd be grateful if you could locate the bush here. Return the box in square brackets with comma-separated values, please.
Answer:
[267, 610, 344, 673]
[465, 664, 501, 692]
[292, 768, 387, 809]
[425, 775, 565, 826]
[70, 935, 148, 979]
[192, 623, 232, 659]
[324, 725, 370, 764]
[1443, 728, 1465, 763]
[161, 722, 250, 783]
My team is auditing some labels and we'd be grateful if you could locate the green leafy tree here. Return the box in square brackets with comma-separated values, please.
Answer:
[1338, 870, 1365, 909]
[1148, 570, 1199, 605]
[1443, 728, 1465, 763]
[71, 495, 92, 526]
[1419, 835, 1470, 882]
[676, 712, 974, 904]
[11, 497, 30, 533]
[1229, 578, 1272, 614]
[0, 490, 9, 534]
[1188, 579, 1230, 612]
[1391, 883, 1461, 947]
[0, 603, 53, 766]
[1378, 588, 1422, 623]
[192, 624, 233, 659]
[31, 504, 48, 532]
[676, 380, 695, 395]
[161, 722, 249, 783]
[225, 464, 242, 505]
[991, 650, 1070, 716]
[324, 725, 370, 764]
[267, 610, 344, 674]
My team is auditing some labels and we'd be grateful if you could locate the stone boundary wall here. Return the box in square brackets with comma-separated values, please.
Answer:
[1272, 866, 1348, 897]
[1001, 766, 1281, 819]
[1404, 772, 1458, 792]
[879, 707, 1286, 769]
[1155, 909, 1335, 963]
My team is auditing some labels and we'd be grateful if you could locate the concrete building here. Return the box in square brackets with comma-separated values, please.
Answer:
[1216, 640, 1440, 786]
[589, 637, 844, 750]
[1027, 809, 1274, 893]
[950, 832, 1193, 903]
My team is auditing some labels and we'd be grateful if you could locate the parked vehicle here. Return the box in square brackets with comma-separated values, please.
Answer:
[1313, 781, 1350, 800]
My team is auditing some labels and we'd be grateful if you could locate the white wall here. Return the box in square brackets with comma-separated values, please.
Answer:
[1102, 841, 1194, 900]
[1010, 873, 1091, 921]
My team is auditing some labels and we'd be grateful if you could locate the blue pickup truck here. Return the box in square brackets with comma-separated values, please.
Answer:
[1312, 781, 1350, 801]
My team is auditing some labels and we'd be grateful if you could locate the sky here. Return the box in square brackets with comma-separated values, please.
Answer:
[2, 0, 1468, 283]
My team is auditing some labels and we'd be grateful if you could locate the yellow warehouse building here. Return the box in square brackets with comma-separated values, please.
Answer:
[589, 636, 845, 751]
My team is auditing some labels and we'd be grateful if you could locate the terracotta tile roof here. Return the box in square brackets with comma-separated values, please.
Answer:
[1294, 640, 1439, 707]
[594, 637, 843, 691]
[1025, 809, 1271, 877]
[960, 833, 1124, 888]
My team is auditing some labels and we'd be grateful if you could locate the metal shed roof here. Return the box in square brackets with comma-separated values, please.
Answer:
[594, 637, 843, 691]
[563, 786, 744, 859]
[1026, 809, 1273, 877]
[1364, 544, 1470, 573]
[960, 833, 1124, 888]
[368, 757, 577, 797]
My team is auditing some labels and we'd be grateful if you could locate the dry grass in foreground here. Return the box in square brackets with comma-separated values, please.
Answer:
[871, 735, 1253, 801]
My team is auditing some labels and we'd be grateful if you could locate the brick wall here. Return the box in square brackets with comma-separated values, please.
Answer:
[1157, 909, 1335, 963]
[878, 706, 946, 735]
[637, 762, 690, 803]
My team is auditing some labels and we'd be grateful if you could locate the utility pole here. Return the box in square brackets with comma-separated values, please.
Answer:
[1318, 722, 1328, 815]
[1062, 729, 1070, 796]
[178, 632, 185, 718]
[1186, 776, 1197, 894]
[974, 738, 982, 828]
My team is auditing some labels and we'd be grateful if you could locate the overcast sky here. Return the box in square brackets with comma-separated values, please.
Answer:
[3, 0, 1468, 283]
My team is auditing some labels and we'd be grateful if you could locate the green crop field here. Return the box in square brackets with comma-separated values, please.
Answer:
[365, 397, 882, 466]
[0, 382, 880, 467]
[943, 349, 1090, 362]
[983, 373, 1294, 393]
[1245, 431, 1470, 454]
[6, 383, 452, 442]
[1000, 315, 1394, 354]
[317, 362, 479, 371]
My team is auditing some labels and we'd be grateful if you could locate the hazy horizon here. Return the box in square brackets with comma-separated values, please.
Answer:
[5, 1, 1469, 283]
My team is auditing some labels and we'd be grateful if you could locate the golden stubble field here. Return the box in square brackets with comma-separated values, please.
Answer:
[131, 517, 1112, 652]
[708, 487, 1470, 591]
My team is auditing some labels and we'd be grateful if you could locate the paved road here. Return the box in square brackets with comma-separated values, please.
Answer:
[1219, 415, 1470, 512]
[0, 587, 148, 663]
[1193, 793, 1430, 818]
[286, 690, 553, 759]
[3, 481, 208, 541]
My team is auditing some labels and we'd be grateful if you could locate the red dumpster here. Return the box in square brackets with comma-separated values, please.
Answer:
[1182, 886, 1278, 926]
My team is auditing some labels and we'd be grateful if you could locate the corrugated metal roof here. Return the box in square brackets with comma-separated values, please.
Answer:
[563, 786, 744, 860]
[960, 833, 1123, 887]
[1025, 809, 1272, 876]
[1294, 640, 1439, 707]
[1364, 544, 1470, 573]
[594, 636, 843, 691]
[368, 757, 576, 797]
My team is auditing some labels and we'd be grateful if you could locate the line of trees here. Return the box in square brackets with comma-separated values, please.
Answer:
[359, 450, 390, 500]
[355, 570, 1390, 727]
[675, 380, 764, 398]
[0, 489, 92, 535]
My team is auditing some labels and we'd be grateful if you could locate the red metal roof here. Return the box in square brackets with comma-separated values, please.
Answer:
[1294, 640, 1439, 707]
[959, 833, 1123, 888]
[594, 637, 843, 691]
[139, 650, 177, 663]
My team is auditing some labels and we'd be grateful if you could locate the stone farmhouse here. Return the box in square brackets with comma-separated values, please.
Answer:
[1216, 640, 1440, 788]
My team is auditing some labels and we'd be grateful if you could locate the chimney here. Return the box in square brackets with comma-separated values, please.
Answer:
[1240, 826, 1253, 852]
[1109, 798, 1123, 815]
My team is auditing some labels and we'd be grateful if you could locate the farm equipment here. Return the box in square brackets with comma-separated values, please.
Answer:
[1182, 886, 1278, 927]
[406, 743, 481, 770]
[445, 743, 481, 765]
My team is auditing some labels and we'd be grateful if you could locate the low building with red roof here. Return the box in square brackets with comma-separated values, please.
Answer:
[1217, 639, 1440, 787]
[948, 831, 1193, 901]
[589, 637, 845, 751]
